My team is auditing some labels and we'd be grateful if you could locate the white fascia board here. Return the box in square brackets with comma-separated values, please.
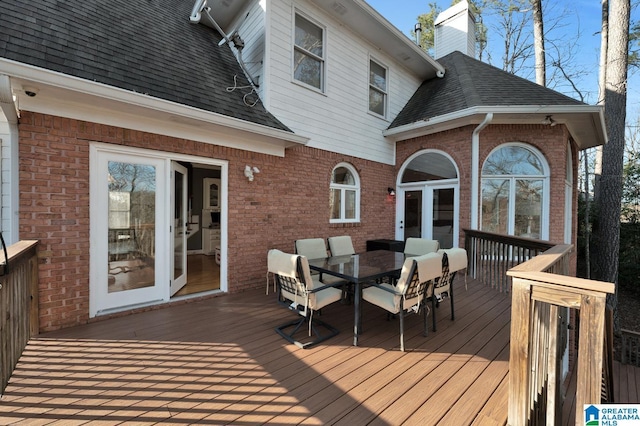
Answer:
[352, 0, 446, 77]
[383, 105, 606, 149]
[1, 59, 308, 155]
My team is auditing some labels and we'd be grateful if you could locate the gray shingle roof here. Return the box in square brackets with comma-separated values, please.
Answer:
[390, 51, 585, 129]
[0, 0, 291, 132]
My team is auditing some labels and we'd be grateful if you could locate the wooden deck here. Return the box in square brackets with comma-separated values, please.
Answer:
[0, 277, 636, 425]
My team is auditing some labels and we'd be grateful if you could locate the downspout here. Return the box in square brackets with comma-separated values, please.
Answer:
[0, 74, 19, 244]
[471, 113, 493, 230]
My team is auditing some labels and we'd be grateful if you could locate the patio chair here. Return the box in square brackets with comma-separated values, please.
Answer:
[362, 252, 443, 351]
[296, 238, 348, 287]
[404, 237, 440, 257]
[268, 249, 342, 349]
[327, 235, 355, 256]
[429, 247, 468, 332]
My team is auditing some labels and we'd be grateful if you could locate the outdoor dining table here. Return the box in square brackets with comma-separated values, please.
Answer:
[307, 250, 406, 346]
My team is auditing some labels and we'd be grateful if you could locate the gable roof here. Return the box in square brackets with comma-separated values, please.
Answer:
[0, 0, 291, 133]
[387, 51, 605, 149]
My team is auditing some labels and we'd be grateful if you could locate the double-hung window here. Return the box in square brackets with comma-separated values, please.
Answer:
[330, 163, 360, 223]
[294, 13, 324, 91]
[369, 59, 388, 117]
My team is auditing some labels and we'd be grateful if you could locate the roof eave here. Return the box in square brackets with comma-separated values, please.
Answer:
[384, 105, 606, 150]
[1, 58, 308, 155]
[309, 0, 445, 80]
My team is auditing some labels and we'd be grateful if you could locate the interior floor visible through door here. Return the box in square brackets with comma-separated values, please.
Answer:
[174, 254, 220, 297]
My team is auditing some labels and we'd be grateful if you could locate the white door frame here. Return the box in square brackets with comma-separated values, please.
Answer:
[395, 180, 459, 247]
[90, 143, 228, 317]
[170, 161, 188, 296]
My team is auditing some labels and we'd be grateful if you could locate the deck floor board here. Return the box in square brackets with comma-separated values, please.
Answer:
[0, 276, 638, 425]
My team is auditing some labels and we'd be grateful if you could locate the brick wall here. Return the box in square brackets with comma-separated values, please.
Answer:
[18, 112, 396, 331]
[18, 113, 577, 331]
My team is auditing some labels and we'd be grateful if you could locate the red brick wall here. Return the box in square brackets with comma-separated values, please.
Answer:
[396, 123, 575, 248]
[18, 113, 577, 331]
[18, 112, 396, 331]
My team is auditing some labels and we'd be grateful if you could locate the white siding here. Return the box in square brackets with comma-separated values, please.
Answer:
[264, 0, 423, 165]
[229, 0, 266, 98]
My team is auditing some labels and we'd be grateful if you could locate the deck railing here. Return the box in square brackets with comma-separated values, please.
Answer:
[464, 229, 554, 292]
[0, 240, 39, 395]
[506, 245, 614, 424]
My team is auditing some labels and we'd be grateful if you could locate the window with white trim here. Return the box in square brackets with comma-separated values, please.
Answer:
[330, 163, 360, 223]
[294, 13, 324, 91]
[481, 144, 549, 239]
[369, 59, 388, 117]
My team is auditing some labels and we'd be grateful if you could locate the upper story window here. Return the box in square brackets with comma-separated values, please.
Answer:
[481, 144, 549, 239]
[369, 59, 388, 117]
[294, 13, 325, 91]
[330, 163, 360, 223]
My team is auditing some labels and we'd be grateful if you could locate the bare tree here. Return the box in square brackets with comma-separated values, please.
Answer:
[532, 0, 545, 85]
[594, 0, 631, 318]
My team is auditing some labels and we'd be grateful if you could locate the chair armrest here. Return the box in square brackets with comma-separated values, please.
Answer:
[307, 282, 344, 293]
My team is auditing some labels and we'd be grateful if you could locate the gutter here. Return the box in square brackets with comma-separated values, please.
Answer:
[0, 58, 307, 146]
[471, 113, 493, 230]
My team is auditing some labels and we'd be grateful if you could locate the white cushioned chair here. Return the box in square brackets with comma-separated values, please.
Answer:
[268, 249, 342, 349]
[327, 235, 355, 256]
[429, 247, 468, 332]
[362, 252, 443, 351]
[295, 238, 347, 287]
[404, 237, 440, 257]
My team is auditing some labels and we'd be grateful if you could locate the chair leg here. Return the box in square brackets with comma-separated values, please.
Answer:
[275, 315, 339, 349]
[422, 300, 429, 337]
[431, 297, 437, 332]
[450, 282, 455, 321]
[399, 309, 405, 352]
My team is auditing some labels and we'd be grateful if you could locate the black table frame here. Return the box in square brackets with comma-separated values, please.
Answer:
[308, 250, 406, 346]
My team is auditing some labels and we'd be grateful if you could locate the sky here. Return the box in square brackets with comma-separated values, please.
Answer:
[365, 0, 640, 119]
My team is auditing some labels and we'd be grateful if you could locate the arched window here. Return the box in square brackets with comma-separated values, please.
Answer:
[330, 163, 360, 223]
[481, 144, 549, 239]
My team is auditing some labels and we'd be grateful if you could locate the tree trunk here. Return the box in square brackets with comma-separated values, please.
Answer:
[595, 0, 630, 319]
[532, 0, 545, 86]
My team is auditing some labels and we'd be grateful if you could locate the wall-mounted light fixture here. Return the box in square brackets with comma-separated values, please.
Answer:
[244, 165, 260, 181]
[542, 115, 557, 126]
[386, 187, 396, 203]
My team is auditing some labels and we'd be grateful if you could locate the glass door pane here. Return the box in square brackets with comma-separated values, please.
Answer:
[432, 187, 455, 248]
[108, 161, 156, 293]
[403, 190, 423, 238]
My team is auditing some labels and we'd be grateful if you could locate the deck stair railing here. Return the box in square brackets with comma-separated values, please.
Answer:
[464, 229, 554, 292]
[0, 240, 39, 395]
[506, 244, 615, 425]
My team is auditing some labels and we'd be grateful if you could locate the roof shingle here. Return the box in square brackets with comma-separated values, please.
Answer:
[0, 0, 291, 132]
[390, 51, 585, 129]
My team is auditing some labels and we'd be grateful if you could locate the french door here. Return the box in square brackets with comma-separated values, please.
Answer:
[398, 182, 459, 249]
[90, 147, 167, 317]
[171, 162, 188, 296]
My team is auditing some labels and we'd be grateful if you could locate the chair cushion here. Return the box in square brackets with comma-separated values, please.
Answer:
[295, 238, 328, 260]
[415, 252, 444, 283]
[404, 238, 439, 256]
[363, 283, 400, 313]
[438, 248, 468, 272]
[328, 236, 355, 256]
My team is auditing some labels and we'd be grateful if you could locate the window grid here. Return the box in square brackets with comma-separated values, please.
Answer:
[369, 59, 388, 117]
[330, 164, 360, 223]
[294, 13, 325, 91]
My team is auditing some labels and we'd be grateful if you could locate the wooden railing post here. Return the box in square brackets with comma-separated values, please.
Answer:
[508, 277, 532, 423]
